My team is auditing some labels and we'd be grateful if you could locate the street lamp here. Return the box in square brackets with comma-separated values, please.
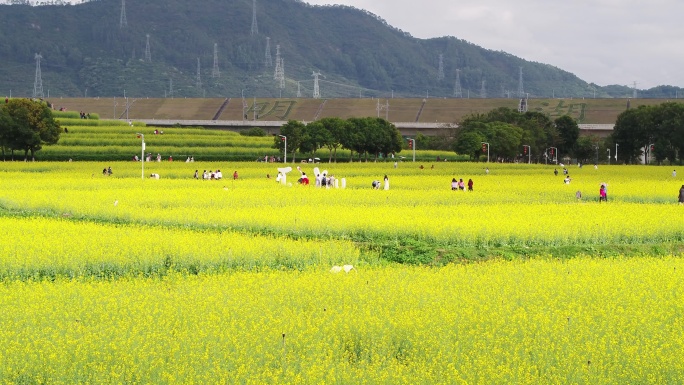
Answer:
[522, 145, 531, 164]
[615, 143, 619, 162]
[646, 143, 654, 164]
[407, 138, 416, 162]
[481, 142, 490, 163]
[278, 135, 287, 163]
[607, 148, 611, 165]
[135, 133, 145, 180]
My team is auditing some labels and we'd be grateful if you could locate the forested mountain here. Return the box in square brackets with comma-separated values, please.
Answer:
[0, 0, 680, 99]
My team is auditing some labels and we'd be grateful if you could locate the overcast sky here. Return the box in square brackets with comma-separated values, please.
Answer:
[304, 0, 684, 89]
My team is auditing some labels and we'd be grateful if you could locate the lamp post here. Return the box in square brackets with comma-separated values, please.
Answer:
[278, 135, 287, 163]
[595, 144, 599, 165]
[407, 138, 416, 162]
[481, 142, 490, 163]
[135, 133, 145, 180]
[615, 143, 619, 162]
[522, 145, 531, 164]
[607, 148, 611, 165]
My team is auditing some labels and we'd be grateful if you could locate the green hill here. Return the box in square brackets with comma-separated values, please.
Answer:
[4, 0, 676, 99]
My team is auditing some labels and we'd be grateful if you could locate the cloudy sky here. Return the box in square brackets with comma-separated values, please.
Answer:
[304, 0, 684, 89]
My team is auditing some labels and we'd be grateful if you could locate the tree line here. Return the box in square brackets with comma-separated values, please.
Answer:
[612, 102, 684, 164]
[0, 99, 61, 161]
[450, 107, 584, 163]
[275, 117, 403, 162]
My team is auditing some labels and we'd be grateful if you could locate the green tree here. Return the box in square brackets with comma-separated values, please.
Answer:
[375, 118, 403, 159]
[452, 130, 485, 160]
[575, 135, 601, 165]
[612, 106, 651, 164]
[343, 118, 371, 161]
[317, 117, 348, 163]
[554, 115, 580, 156]
[275, 120, 306, 163]
[0, 107, 17, 160]
[300, 121, 332, 156]
[1, 99, 61, 161]
[482, 122, 523, 160]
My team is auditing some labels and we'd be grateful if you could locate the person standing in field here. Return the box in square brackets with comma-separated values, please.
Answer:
[679, 185, 684, 204]
[194, 170, 199, 179]
[384, 175, 389, 190]
[451, 178, 458, 191]
[467, 179, 473, 191]
[673, 170, 677, 177]
[599, 184, 607, 202]
[233, 171, 238, 180]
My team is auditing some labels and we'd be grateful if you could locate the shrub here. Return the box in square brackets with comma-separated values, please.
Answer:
[240, 127, 267, 137]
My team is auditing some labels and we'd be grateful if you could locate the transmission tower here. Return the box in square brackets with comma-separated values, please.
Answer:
[480, 79, 486, 98]
[297, 81, 301, 98]
[212, 43, 220, 78]
[169, 78, 173, 98]
[632, 81, 638, 98]
[278, 58, 285, 89]
[196, 57, 202, 90]
[453, 69, 462, 98]
[312, 71, 322, 99]
[33, 53, 44, 99]
[144, 34, 151, 62]
[264, 37, 272, 67]
[119, 0, 127, 28]
[250, 0, 258, 36]
[517, 66, 524, 98]
[437, 54, 445, 81]
[273, 45, 285, 88]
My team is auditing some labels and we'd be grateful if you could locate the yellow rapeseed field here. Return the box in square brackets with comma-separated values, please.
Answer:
[0, 258, 682, 383]
[1, 161, 683, 383]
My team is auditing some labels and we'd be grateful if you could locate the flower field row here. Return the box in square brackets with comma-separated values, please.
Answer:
[0, 216, 365, 280]
[1, 257, 682, 383]
[1, 162, 682, 249]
